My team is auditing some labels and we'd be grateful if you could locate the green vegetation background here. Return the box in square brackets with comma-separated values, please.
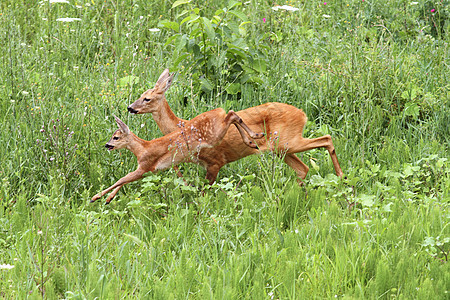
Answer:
[0, 0, 448, 298]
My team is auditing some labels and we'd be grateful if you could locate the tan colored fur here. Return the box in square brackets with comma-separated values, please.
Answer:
[128, 69, 344, 184]
[92, 112, 263, 204]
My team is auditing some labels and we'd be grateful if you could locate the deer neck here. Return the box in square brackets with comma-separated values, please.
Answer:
[126, 133, 149, 158]
[152, 99, 185, 135]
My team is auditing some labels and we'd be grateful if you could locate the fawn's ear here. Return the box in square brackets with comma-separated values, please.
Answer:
[113, 115, 130, 134]
[155, 69, 174, 93]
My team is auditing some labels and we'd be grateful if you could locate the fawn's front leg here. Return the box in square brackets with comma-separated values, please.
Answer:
[91, 169, 145, 203]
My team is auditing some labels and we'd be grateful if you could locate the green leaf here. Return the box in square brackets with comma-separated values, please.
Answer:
[123, 233, 145, 247]
[175, 34, 188, 52]
[251, 58, 267, 73]
[200, 77, 214, 92]
[181, 184, 197, 192]
[310, 158, 320, 171]
[164, 34, 179, 47]
[229, 10, 248, 21]
[403, 102, 420, 118]
[158, 20, 180, 32]
[214, 9, 226, 16]
[310, 174, 325, 186]
[228, 0, 242, 9]
[202, 17, 215, 41]
[225, 83, 241, 94]
[172, 0, 191, 9]
[422, 236, 435, 247]
[172, 54, 189, 68]
[356, 194, 376, 207]
[118, 75, 139, 87]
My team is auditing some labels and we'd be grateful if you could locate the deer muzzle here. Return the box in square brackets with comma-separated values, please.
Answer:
[127, 106, 138, 114]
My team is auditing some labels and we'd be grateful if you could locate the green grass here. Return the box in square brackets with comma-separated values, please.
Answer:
[0, 0, 449, 298]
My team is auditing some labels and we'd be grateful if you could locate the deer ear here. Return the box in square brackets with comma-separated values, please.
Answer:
[113, 115, 130, 134]
[155, 69, 170, 87]
[160, 72, 174, 92]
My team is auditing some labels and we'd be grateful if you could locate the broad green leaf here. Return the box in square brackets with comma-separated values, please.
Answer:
[164, 34, 179, 46]
[403, 164, 420, 177]
[370, 164, 380, 174]
[200, 77, 214, 92]
[225, 83, 240, 94]
[214, 9, 225, 16]
[403, 102, 420, 118]
[202, 17, 215, 41]
[172, 0, 190, 9]
[175, 34, 188, 52]
[181, 184, 197, 192]
[228, 0, 242, 9]
[229, 10, 248, 21]
[245, 75, 264, 84]
[251, 58, 267, 73]
[180, 15, 193, 27]
[118, 75, 139, 86]
[186, 14, 200, 25]
[383, 202, 394, 212]
[356, 194, 376, 207]
[126, 199, 142, 208]
[158, 20, 180, 32]
[309, 174, 326, 186]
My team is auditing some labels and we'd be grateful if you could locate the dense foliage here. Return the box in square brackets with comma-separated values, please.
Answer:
[0, 0, 448, 298]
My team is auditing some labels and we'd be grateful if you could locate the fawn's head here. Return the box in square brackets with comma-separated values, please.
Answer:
[105, 116, 132, 150]
[128, 69, 174, 114]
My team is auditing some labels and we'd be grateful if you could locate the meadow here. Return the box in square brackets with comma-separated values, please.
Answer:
[0, 0, 449, 298]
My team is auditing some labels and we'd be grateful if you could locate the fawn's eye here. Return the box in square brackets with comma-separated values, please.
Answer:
[113, 136, 119, 140]
[143, 97, 151, 102]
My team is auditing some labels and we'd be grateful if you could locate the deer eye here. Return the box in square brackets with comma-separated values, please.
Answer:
[113, 136, 119, 140]
[143, 97, 151, 102]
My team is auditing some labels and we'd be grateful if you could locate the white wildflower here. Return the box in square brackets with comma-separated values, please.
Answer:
[50, 0, 69, 3]
[323, 14, 331, 18]
[149, 28, 161, 32]
[56, 18, 82, 22]
[0, 264, 14, 270]
[272, 5, 299, 12]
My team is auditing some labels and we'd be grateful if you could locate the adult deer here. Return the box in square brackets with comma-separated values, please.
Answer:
[128, 69, 343, 184]
[91, 113, 263, 204]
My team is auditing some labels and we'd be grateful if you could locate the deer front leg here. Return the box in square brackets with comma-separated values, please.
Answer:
[91, 169, 145, 203]
[105, 184, 124, 204]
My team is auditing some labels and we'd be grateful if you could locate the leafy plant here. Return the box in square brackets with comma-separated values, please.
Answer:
[159, 0, 268, 96]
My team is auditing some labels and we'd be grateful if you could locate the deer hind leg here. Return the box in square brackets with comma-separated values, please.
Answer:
[289, 135, 343, 177]
[284, 154, 309, 185]
[222, 110, 264, 148]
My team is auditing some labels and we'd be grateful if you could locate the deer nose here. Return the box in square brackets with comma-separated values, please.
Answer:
[128, 106, 138, 114]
